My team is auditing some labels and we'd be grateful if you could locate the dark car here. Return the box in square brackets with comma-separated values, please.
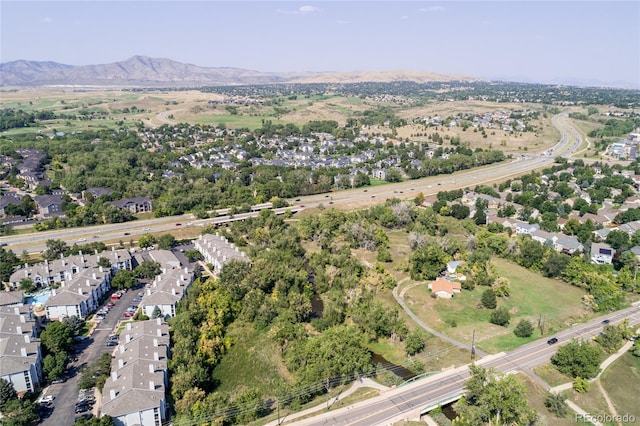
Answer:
[76, 413, 93, 421]
[602, 319, 610, 325]
[547, 337, 558, 345]
[75, 404, 90, 414]
[106, 341, 117, 346]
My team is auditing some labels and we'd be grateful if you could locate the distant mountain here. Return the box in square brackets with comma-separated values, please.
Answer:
[0, 56, 477, 87]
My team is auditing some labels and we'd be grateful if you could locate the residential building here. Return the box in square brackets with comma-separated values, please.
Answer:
[101, 319, 169, 426]
[140, 267, 193, 318]
[45, 268, 111, 320]
[112, 197, 152, 214]
[428, 278, 462, 299]
[194, 233, 249, 274]
[0, 305, 42, 394]
[591, 242, 616, 265]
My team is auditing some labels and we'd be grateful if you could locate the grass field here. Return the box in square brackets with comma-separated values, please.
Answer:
[518, 373, 579, 425]
[532, 362, 572, 388]
[403, 258, 589, 353]
[211, 321, 292, 399]
[599, 351, 640, 422]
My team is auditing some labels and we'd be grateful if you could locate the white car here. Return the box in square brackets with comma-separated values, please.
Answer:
[77, 238, 87, 242]
[40, 395, 55, 403]
[142, 227, 150, 231]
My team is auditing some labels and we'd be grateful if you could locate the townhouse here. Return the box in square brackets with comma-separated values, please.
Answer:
[0, 305, 42, 394]
[194, 233, 249, 274]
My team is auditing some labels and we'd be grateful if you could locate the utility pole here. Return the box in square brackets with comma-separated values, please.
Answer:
[276, 398, 280, 425]
[471, 329, 476, 361]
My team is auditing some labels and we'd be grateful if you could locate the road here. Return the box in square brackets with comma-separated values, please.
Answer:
[290, 304, 640, 426]
[3, 114, 582, 254]
[2, 206, 302, 253]
[41, 287, 141, 426]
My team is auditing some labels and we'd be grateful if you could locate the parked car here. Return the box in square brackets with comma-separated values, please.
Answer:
[51, 378, 66, 384]
[108, 334, 119, 340]
[40, 395, 55, 403]
[106, 341, 117, 346]
[123, 312, 134, 318]
[75, 404, 90, 414]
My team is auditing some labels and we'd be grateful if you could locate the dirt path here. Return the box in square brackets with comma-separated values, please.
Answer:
[154, 108, 185, 126]
[393, 281, 487, 357]
[596, 379, 621, 423]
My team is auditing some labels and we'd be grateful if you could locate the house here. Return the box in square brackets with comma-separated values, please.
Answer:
[428, 278, 462, 299]
[82, 187, 113, 200]
[112, 197, 152, 214]
[35, 194, 64, 217]
[515, 222, 539, 235]
[590, 242, 616, 265]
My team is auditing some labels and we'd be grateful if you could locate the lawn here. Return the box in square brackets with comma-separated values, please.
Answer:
[211, 321, 292, 399]
[403, 258, 589, 353]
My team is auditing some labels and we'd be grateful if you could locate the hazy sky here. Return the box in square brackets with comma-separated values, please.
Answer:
[1, 1, 639, 88]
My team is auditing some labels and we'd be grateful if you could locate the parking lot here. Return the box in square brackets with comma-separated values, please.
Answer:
[40, 286, 140, 426]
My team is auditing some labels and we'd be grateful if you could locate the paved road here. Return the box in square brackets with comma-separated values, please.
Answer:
[2, 206, 301, 253]
[290, 304, 640, 426]
[40, 287, 140, 426]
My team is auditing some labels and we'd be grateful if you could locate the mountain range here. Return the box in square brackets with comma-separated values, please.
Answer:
[0, 55, 478, 87]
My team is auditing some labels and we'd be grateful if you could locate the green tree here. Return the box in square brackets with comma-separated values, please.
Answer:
[151, 306, 163, 319]
[97, 257, 111, 269]
[593, 324, 624, 353]
[111, 269, 137, 290]
[43, 239, 68, 260]
[455, 364, 537, 426]
[551, 339, 603, 379]
[135, 261, 162, 279]
[42, 351, 68, 381]
[138, 233, 156, 249]
[63, 315, 86, 337]
[0, 248, 19, 283]
[544, 391, 568, 417]
[513, 319, 534, 338]
[157, 234, 177, 250]
[0, 378, 16, 411]
[405, 329, 425, 356]
[573, 377, 590, 393]
[18, 278, 35, 293]
[184, 248, 203, 262]
[0, 398, 39, 426]
[489, 307, 510, 326]
[409, 245, 450, 280]
[40, 320, 73, 354]
[481, 289, 497, 309]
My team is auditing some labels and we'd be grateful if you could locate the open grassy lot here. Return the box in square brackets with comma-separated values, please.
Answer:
[518, 373, 579, 425]
[403, 258, 589, 353]
[211, 321, 292, 398]
[600, 351, 640, 422]
[532, 362, 572, 388]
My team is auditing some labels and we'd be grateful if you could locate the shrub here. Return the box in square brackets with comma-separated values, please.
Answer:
[513, 319, 534, 338]
[489, 307, 510, 326]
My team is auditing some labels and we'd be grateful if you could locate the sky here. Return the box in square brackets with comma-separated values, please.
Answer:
[1, 1, 639, 88]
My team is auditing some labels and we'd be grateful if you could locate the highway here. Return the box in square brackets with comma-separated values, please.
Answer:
[290, 304, 640, 426]
[2, 114, 581, 254]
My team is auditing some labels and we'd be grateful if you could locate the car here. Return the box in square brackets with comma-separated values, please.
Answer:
[106, 341, 117, 346]
[295, 198, 301, 201]
[123, 312, 134, 318]
[51, 378, 66, 384]
[106, 302, 115, 307]
[547, 337, 558, 345]
[328, 201, 334, 204]
[75, 405, 90, 414]
[137, 292, 144, 297]
[601, 319, 610, 325]
[109, 334, 119, 340]
[40, 395, 55, 403]
[142, 227, 150, 231]
[363, 189, 368, 192]
[186, 222, 193, 226]
[123, 232, 130, 236]
[92, 235, 100, 239]
[77, 238, 86, 242]
[132, 298, 141, 302]
[175, 223, 182, 226]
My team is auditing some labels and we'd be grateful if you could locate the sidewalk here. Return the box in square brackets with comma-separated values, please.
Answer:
[263, 378, 389, 426]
